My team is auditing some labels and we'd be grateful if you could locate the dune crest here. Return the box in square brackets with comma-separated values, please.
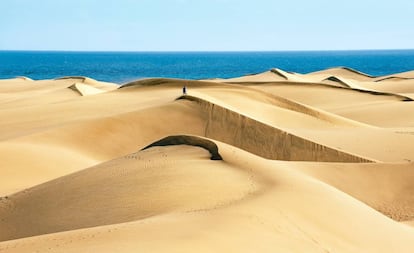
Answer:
[56, 76, 118, 91]
[374, 76, 413, 82]
[307, 66, 374, 81]
[142, 135, 223, 160]
[68, 83, 106, 96]
[177, 95, 373, 162]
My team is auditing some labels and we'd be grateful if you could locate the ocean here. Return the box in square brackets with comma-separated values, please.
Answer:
[1, 50, 414, 84]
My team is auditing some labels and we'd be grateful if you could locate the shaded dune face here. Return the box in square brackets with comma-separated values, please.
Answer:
[177, 95, 373, 162]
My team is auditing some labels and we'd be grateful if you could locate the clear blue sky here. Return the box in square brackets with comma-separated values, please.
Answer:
[1, 0, 413, 51]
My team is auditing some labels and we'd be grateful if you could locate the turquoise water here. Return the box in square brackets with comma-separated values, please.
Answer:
[0, 50, 413, 84]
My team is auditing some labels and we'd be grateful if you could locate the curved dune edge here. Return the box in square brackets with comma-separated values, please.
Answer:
[374, 76, 414, 82]
[343, 87, 414, 101]
[56, 76, 118, 91]
[15, 76, 33, 81]
[205, 70, 288, 83]
[320, 77, 413, 101]
[333, 66, 375, 78]
[142, 135, 223, 160]
[68, 83, 106, 96]
[119, 75, 413, 103]
[307, 66, 375, 79]
[374, 70, 414, 81]
[119, 78, 222, 90]
[323, 76, 357, 88]
[221, 82, 374, 127]
[210, 74, 413, 102]
[270, 68, 289, 80]
[120, 78, 185, 88]
[55, 76, 98, 83]
[177, 95, 374, 162]
[285, 80, 411, 101]
[118, 70, 413, 102]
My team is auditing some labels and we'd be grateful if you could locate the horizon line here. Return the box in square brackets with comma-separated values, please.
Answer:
[1, 48, 414, 53]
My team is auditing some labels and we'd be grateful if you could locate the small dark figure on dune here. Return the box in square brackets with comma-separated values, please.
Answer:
[183, 85, 187, 95]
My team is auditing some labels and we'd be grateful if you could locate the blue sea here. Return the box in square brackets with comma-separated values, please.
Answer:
[0, 50, 414, 84]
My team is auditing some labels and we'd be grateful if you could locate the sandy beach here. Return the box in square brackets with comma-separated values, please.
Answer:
[1, 68, 414, 252]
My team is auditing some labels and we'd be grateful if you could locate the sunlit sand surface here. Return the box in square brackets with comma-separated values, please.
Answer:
[1, 68, 414, 252]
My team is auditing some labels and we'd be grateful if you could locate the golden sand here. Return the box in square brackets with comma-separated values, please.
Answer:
[1, 68, 414, 252]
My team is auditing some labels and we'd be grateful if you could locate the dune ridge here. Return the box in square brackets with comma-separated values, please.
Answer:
[332, 66, 374, 78]
[374, 76, 413, 82]
[68, 83, 106, 96]
[269, 68, 289, 80]
[142, 135, 223, 160]
[306, 66, 374, 81]
[56, 76, 118, 91]
[217, 71, 413, 101]
[177, 95, 373, 162]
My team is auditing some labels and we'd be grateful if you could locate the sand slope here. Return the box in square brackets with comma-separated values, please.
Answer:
[1, 68, 414, 252]
[1, 142, 414, 252]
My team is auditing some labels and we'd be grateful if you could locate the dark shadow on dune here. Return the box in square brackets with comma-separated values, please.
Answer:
[55, 76, 90, 81]
[119, 78, 224, 89]
[270, 68, 289, 80]
[142, 135, 223, 160]
[374, 76, 413, 82]
[120, 78, 179, 88]
[324, 76, 352, 88]
[335, 67, 374, 78]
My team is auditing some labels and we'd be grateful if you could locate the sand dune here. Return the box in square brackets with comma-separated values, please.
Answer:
[211, 70, 287, 82]
[249, 82, 414, 127]
[321, 76, 366, 89]
[178, 95, 372, 162]
[142, 135, 223, 160]
[0, 100, 205, 195]
[68, 83, 106, 96]
[293, 162, 414, 222]
[374, 76, 411, 82]
[306, 67, 374, 81]
[56, 76, 118, 91]
[0, 142, 255, 241]
[374, 70, 414, 80]
[1, 142, 414, 252]
[268, 68, 305, 82]
[176, 88, 414, 162]
[1, 67, 414, 252]
[360, 79, 414, 96]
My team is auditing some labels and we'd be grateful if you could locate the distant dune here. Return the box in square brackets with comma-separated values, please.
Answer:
[68, 83, 106, 96]
[306, 66, 374, 81]
[1, 67, 414, 252]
